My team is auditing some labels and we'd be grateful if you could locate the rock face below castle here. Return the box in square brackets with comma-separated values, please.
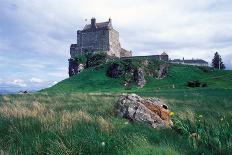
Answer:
[70, 18, 132, 58]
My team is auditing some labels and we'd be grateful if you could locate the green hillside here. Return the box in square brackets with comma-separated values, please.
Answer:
[1, 61, 232, 154]
[42, 63, 232, 93]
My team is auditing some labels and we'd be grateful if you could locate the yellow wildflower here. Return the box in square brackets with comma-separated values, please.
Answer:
[170, 112, 174, 116]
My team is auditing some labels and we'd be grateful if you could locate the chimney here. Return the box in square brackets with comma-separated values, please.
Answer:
[109, 18, 112, 23]
[91, 17, 96, 29]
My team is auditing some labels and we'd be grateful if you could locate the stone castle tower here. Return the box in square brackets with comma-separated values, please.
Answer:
[70, 18, 132, 58]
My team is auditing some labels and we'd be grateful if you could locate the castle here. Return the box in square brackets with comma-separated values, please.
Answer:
[68, 18, 208, 77]
[70, 18, 132, 58]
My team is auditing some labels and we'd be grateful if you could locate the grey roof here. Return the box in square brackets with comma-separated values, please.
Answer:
[161, 52, 168, 55]
[83, 21, 110, 30]
[172, 59, 208, 64]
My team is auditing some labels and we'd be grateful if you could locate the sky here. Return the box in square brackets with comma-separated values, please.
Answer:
[0, 0, 232, 92]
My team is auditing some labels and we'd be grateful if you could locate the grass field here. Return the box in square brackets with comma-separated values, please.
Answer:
[42, 64, 232, 93]
[0, 64, 232, 154]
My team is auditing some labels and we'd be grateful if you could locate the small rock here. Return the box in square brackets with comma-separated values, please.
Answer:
[78, 64, 84, 73]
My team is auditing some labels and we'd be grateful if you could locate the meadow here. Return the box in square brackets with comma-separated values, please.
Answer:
[0, 88, 231, 154]
[0, 64, 232, 154]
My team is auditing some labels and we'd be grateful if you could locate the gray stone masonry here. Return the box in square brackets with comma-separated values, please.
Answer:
[70, 18, 132, 58]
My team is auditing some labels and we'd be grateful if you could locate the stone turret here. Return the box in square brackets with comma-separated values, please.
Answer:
[91, 18, 96, 29]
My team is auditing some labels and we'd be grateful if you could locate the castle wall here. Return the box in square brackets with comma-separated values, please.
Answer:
[81, 30, 109, 51]
[70, 18, 131, 58]
[71, 29, 110, 58]
[108, 29, 121, 57]
[120, 48, 132, 57]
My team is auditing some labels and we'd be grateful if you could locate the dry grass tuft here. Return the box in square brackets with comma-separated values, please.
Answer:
[75, 110, 92, 123]
[97, 116, 113, 132]
[0, 100, 56, 127]
[60, 110, 92, 130]
[178, 109, 195, 122]
[0, 101, 45, 118]
[2, 96, 10, 102]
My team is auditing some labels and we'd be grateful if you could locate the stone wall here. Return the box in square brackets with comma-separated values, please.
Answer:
[81, 30, 109, 51]
[121, 55, 169, 61]
[120, 48, 132, 57]
[108, 29, 121, 57]
[70, 18, 132, 59]
[70, 29, 110, 58]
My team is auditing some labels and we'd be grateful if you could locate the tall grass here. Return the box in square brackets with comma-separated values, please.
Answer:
[0, 90, 231, 154]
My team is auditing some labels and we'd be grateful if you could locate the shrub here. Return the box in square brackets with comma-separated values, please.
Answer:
[187, 81, 195, 87]
[75, 54, 87, 64]
[187, 80, 206, 88]
[106, 62, 125, 78]
[201, 83, 207, 87]
[86, 52, 107, 68]
[198, 66, 214, 73]
[195, 80, 201, 87]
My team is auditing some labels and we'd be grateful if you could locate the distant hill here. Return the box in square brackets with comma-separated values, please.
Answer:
[0, 89, 12, 94]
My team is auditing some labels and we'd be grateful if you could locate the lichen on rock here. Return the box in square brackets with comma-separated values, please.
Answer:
[116, 94, 173, 128]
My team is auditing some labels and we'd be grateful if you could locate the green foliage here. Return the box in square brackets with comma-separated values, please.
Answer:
[187, 80, 208, 88]
[187, 80, 201, 87]
[201, 83, 207, 87]
[146, 59, 166, 77]
[106, 62, 125, 78]
[173, 114, 232, 154]
[198, 66, 214, 73]
[74, 52, 107, 68]
[1, 57, 232, 154]
[86, 52, 107, 68]
[6, 57, 231, 154]
[212, 52, 225, 70]
[74, 54, 87, 64]
[42, 61, 232, 93]
[0, 89, 232, 154]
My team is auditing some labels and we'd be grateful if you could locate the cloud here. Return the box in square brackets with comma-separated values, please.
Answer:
[48, 67, 68, 78]
[8, 79, 27, 87]
[53, 81, 58, 85]
[0, 77, 58, 93]
[0, 0, 232, 92]
[30, 77, 44, 83]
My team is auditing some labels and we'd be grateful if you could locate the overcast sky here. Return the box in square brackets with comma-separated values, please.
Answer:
[0, 0, 232, 91]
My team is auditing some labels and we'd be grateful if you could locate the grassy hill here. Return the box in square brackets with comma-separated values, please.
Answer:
[0, 61, 232, 154]
[42, 63, 232, 93]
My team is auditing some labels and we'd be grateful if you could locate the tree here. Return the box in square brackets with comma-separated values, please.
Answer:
[212, 52, 225, 70]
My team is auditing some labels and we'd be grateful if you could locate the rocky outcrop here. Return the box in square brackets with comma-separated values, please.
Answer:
[116, 94, 173, 128]
[134, 68, 146, 87]
[69, 58, 78, 77]
[157, 64, 168, 79]
[77, 64, 84, 73]
[68, 58, 84, 77]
